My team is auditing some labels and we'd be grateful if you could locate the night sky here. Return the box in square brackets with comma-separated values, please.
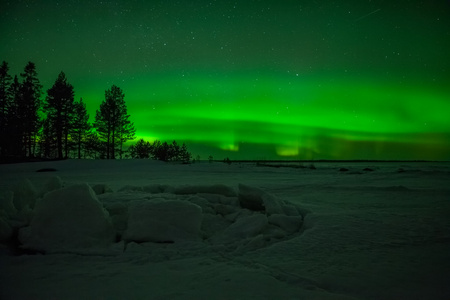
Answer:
[2, 0, 450, 160]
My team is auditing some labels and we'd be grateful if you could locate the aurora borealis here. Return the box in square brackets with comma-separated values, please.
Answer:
[1, 1, 450, 160]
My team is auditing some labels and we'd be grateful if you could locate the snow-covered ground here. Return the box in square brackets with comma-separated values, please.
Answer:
[1, 160, 449, 300]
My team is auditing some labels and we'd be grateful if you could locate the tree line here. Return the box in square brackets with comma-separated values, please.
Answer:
[0, 60, 191, 162]
[129, 139, 191, 162]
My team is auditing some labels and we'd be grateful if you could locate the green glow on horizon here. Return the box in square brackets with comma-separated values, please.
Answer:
[39, 70, 450, 160]
[87, 72, 448, 160]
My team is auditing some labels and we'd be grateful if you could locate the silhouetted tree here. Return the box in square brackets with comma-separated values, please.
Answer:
[170, 140, 180, 160]
[6, 76, 22, 156]
[128, 138, 151, 158]
[94, 85, 134, 159]
[180, 143, 192, 163]
[38, 117, 57, 158]
[45, 71, 74, 159]
[116, 100, 135, 159]
[0, 61, 12, 156]
[71, 98, 90, 159]
[19, 62, 42, 157]
[136, 139, 192, 162]
[150, 140, 161, 160]
[84, 131, 102, 159]
[159, 141, 171, 161]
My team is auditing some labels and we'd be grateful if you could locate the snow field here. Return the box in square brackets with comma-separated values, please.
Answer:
[1, 160, 449, 299]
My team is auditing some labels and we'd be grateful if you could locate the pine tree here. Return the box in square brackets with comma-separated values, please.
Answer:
[0, 61, 12, 157]
[170, 140, 180, 160]
[128, 138, 151, 158]
[19, 62, 42, 157]
[72, 98, 90, 159]
[84, 131, 101, 159]
[38, 117, 57, 158]
[45, 71, 74, 159]
[116, 97, 135, 159]
[180, 143, 192, 163]
[6, 76, 22, 156]
[94, 85, 134, 159]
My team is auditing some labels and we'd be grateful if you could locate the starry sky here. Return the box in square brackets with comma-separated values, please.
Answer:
[1, 0, 450, 160]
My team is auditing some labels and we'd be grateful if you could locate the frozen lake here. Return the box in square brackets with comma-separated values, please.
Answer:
[1, 160, 449, 299]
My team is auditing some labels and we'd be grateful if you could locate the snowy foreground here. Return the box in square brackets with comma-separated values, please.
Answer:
[1, 160, 449, 300]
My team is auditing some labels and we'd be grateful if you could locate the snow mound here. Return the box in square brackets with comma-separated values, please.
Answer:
[12, 179, 38, 211]
[18, 183, 115, 253]
[2, 178, 306, 256]
[268, 214, 303, 234]
[123, 199, 202, 243]
[211, 214, 268, 244]
[0, 216, 13, 241]
[91, 183, 113, 195]
[113, 183, 306, 254]
[238, 183, 299, 216]
[39, 175, 63, 197]
[0, 191, 16, 217]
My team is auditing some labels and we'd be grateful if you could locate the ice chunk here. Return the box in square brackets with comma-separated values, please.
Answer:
[104, 202, 127, 215]
[238, 184, 264, 211]
[218, 196, 239, 206]
[196, 193, 222, 204]
[143, 184, 173, 194]
[281, 203, 300, 216]
[187, 196, 215, 214]
[236, 234, 266, 252]
[201, 213, 231, 238]
[12, 179, 38, 210]
[104, 202, 128, 234]
[13, 205, 34, 227]
[0, 191, 16, 217]
[268, 214, 303, 234]
[224, 209, 253, 222]
[0, 216, 13, 241]
[211, 214, 268, 244]
[18, 183, 115, 253]
[40, 176, 63, 196]
[117, 185, 143, 192]
[262, 193, 284, 215]
[238, 184, 283, 215]
[91, 183, 113, 195]
[213, 203, 238, 216]
[123, 199, 202, 243]
[227, 214, 268, 238]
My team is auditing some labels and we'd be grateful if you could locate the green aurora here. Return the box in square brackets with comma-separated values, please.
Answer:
[78, 71, 450, 160]
[1, 1, 449, 160]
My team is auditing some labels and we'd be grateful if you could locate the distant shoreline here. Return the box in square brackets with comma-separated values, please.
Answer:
[221, 159, 449, 163]
[1, 157, 449, 165]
